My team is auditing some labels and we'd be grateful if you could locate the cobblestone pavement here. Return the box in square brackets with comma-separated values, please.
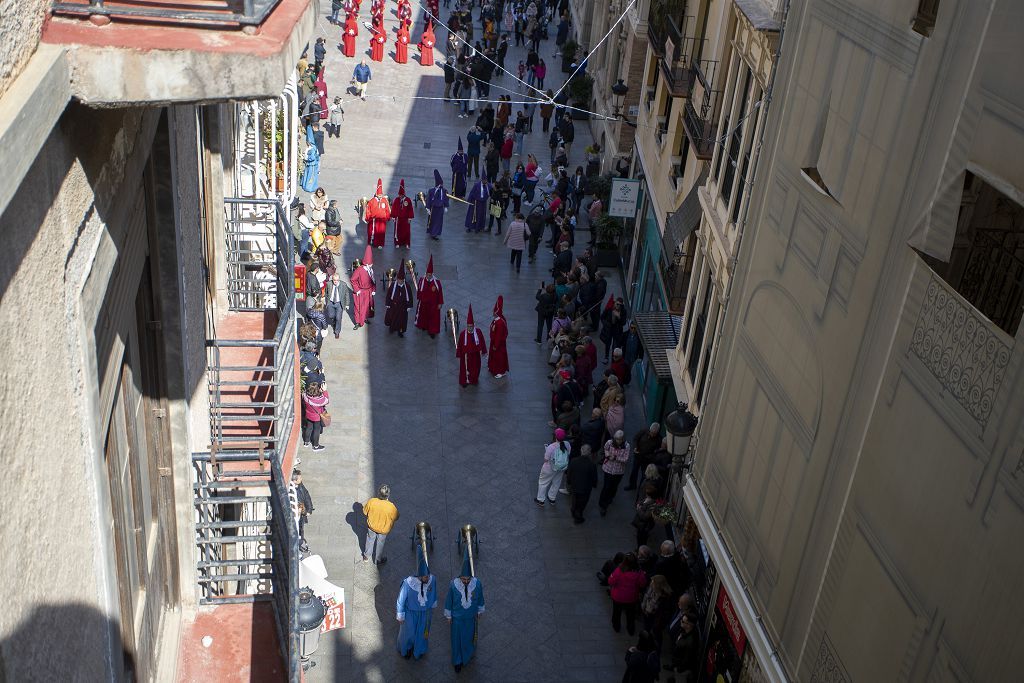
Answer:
[298, 5, 647, 681]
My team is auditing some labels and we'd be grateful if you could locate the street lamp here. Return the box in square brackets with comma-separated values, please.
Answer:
[664, 402, 698, 474]
[297, 587, 327, 671]
[609, 79, 638, 129]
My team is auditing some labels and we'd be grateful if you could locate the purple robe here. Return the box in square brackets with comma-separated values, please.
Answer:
[450, 152, 468, 198]
[464, 180, 490, 232]
[427, 185, 450, 237]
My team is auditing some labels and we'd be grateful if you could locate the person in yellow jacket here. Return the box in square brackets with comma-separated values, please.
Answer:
[362, 485, 400, 565]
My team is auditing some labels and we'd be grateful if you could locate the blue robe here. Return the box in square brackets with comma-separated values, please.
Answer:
[397, 575, 437, 658]
[450, 152, 468, 198]
[464, 180, 490, 232]
[300, 144, 320, 192]
[427, 185, 449, 237]
[444, 578, 485, 666]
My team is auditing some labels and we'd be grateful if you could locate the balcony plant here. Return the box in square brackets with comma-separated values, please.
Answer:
[592, 214, 624, 268]
[561, 40, 578, 73]
[567, 73, 594, 120]
[587, 173, 613, 205]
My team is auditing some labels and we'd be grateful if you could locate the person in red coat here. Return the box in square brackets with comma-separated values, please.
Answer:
[424, 0, 438, 28]
[418, 22, 436, 67]
[364, 179, 391, 249]
[370, 0, 383, 22]
[384, 263, 414, 336]
[391, 179, 415, 247]
[488, 295, 509, 378]
[341, 14, 358, 58]
[398, 0, 412, 29]
[351, 245, 376, 329]
[456, 305, 487, 387]
[414, 256, 444, 338]
[395, 24, 411, 63]
[370, 16, 386, 62]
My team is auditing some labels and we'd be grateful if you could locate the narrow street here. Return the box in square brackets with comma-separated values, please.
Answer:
[297, 5, 647, 681]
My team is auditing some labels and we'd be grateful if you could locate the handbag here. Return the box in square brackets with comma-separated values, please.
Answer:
[319, 407, 332, 427]
[489, 202, 503, 218]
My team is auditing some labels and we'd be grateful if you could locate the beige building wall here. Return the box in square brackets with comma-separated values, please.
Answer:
[690, 0, 1024, 678]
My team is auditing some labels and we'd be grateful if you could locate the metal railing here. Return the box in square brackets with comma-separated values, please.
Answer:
[192, 449, 300, 681]
[683, 60, 722, 159]
[50, 0, 284, 27]
[648, 0, 688, 60]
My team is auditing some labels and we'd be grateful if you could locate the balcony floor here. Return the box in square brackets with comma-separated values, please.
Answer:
[177, 602, 285, 682]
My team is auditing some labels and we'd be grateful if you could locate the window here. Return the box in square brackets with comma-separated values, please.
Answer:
[686, 271, 714, 380]
[912, 0, 939, 36]
[921, 172, 1024, 335]
[720, 67, 754, 210]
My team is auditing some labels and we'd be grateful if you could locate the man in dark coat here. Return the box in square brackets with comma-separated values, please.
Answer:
[385, 264, 414, 336]
[627, 423, 663, 491]
[558, 114, 575, 158]
[565, 445, 599, 524]
[580, 408, 605, 453]
[652, 540, 691, 598]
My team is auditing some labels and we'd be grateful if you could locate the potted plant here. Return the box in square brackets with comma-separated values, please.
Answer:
[592, 214, 624, 268]
[587, 173, 613, 204]
[567, 73, 594, 120]
[561, 39, 578, 73]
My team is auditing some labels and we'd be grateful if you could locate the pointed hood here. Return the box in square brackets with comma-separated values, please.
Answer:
[457, 137, 464, 153]
[397, 261, 406, 279]
[460, 545, 473, 578]
[426, 255, 434, 275]
[375, 178, 383, 196]
[363, 244, 374, 266]
[416, 543, 430, 576]
[398, 179, 406, 196]
[493, 295, 503, 317]
[604, 294, 615, 311]
[466, 304, 474, 326]
[433, 169, 443, 186]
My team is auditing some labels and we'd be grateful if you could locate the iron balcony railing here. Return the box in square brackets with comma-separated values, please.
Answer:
[683, 60, 722, 160]
[50, 0, 284, 27]
[648, 0, 688, 61]
[209, 198, 296, 451]
[192, 449, 300, 681]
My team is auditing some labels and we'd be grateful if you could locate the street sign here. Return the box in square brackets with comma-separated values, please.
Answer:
[609, 178, 641, 218]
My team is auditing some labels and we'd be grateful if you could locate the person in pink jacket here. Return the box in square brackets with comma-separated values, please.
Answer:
[607, 552, 647, 635]
[301, 382, 330, 450]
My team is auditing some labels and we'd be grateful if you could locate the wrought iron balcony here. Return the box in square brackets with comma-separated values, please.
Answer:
[648, 0, 688, 60]
[682, 60, 722, 160]
[50, 0, 284, 27]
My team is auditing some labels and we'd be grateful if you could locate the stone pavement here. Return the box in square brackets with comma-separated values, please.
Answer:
[298, 5, 649, 681]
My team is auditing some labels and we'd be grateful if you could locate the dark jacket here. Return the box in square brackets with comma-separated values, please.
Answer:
[314, 42, 326, 63]
[296, 483, 314, 519]
[670, 629, 700, 675]
[623, 648, 660, 683]
[443, 62, 456, 84]
[580, 416, 605, 453]
[600, 308, 627, 344]
[535, 288, 557, 316]
[652, 553, 690, 597]
[559, 118, 575, 143]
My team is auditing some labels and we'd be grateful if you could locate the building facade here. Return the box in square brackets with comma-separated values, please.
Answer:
[672, 0, 1024, 679]
[0, 0, 312, 679]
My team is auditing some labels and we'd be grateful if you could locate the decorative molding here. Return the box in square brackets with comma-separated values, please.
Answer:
[909, 272, 1012, 428]
[810, 634, 851, 683]
[812, 0, 921, 74]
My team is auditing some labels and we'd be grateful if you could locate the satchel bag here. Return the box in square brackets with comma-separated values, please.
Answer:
[319, 406, 332, 427]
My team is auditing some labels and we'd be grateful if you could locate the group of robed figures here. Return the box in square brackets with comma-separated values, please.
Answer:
[339, 0, 439, 66]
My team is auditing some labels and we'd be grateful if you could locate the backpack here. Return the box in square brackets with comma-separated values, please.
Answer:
[552, 442, 569, 471]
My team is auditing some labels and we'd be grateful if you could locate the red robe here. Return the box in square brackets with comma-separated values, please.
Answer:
[342, 16, 358, 57]
[488, 315, 509, 376]
[370, 23, 386, 62]
[351, 265, 375, 325]
[384, 279, 414, 333]
[456, 327, 487, 386]
[391, 192, 415, 246]
[414, 277, 444, 335]
[395, 27, 411, 64]
[398, 0, 412, 28]
[315, 72, 328, 119]
[364, 195, 391, 248]
[419, 28, 436, 67]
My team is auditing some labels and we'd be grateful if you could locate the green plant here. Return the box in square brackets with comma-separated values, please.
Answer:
[592, 214, 624, 249]
[568, 73, 594, 106]
[562, 39, 578, 63]
[588, 173, 613, 204]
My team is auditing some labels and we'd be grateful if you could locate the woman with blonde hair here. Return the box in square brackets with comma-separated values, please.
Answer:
[310, 187, 329, 221]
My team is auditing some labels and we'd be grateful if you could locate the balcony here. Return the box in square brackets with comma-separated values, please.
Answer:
[683, 60, 723, 160]
[40, 0, 315, 103]
[650, 13, 702, 99]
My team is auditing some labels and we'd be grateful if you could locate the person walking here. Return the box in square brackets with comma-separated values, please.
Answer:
[301, 381, 330, 450]
[608, 552, 648, 635]
[291, 469, 314, 553]
[352, 59, 372, 100]
[566, 444, 599, 523]
[599, 430, 630, 516]
[622, 631, 661, 683]
[443, 57, 456, 100]
[466, 126, 484, 178]
[397, 545, 437, 659]
[503, 212, 532, 273]
[539, 91, 555, 132]
[362, 485, 400, 564]
[444, 548, 486, 673]
[535, 428, 570, 506]
[325, 271, 351, 339]
[558, 113, 575, 159]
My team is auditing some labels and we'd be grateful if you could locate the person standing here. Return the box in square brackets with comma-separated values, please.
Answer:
[351, 245, 376, 329]
[325, 271, 351, 339]
[396, 23, 411, 63]
[385, 265, 414, 336]
[488, 296, 509, 378]
[362, 485, 399, 564]
[414, 256, 444, 337]
[608, 553, 648, 636]
[534, 282, 557, 343]
[626, 423, 661, 491]
[599, 430, 631, 516]
[566, 444, 599, 523]
[456, 306, 487, 387]
[301, 381, 329, 451]
[324, 198, 343, 252]
[330, 0, 343, 23]
[391, 179, 415, 248]
[559, 114, 575, 159]
[352, 59, 371, 100]
[444, 549, 485, 673]
[426, 169, 449, 239]
[342, 13, 359, 57]
[466, 126, 483, 179]
[464, 173, 490, 233]
[397, 545, 437, 659]
[364, 179, 392, 249]
[451, 138, 469, 198]
[539, 90, 555, 132]
[443, 57, 456, 100]
[621, 631, 661, 682]
[535, 428, 570, 506]
[419, 21, 437, 66]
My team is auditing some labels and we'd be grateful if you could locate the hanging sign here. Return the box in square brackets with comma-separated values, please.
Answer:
[609, 177, 641, 218]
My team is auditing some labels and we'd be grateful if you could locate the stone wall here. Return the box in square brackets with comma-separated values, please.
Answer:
[0, 0, 47, 96]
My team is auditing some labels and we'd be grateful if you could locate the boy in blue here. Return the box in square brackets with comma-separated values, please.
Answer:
[444, 548, 485, 672]
[396, 545, 436, 659]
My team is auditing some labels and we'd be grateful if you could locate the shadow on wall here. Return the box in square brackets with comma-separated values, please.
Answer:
[0, 603, 133, 682]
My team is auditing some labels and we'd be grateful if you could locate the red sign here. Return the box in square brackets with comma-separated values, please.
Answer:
[320, 595, 346, 632]
[294, 264, 306, 302]
[716, 585, 747, 654]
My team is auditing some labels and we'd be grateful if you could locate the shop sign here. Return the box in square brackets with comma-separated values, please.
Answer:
[609, 178, 642, 218]
[717, 585, 747, 655]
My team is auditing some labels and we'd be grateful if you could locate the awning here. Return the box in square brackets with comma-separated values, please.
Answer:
[633, 311, 683, 384]
[662, 165, 709, 258]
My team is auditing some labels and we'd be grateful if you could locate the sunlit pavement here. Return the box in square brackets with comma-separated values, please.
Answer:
[299, 6, 649, 680]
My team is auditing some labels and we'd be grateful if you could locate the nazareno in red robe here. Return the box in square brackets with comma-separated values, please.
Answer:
[414, 272, 443, 335]
[419, 23, 436, 67]
[342, 15, 358, 57]
[456, 326, 487, 387]
[370, 21, 386, 62]
[364, 181, 391, 248]
[351, 248, 376, 326]
[395, 27, 410, 64]
[488, 296, 509, 377]
[392, 180, 415, 247]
